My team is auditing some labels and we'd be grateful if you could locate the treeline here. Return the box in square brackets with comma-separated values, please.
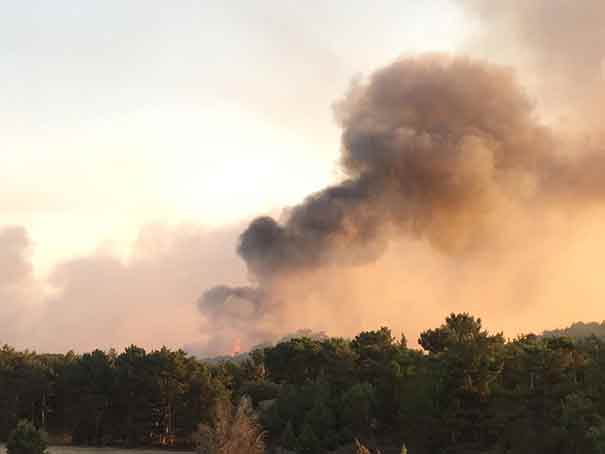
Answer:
[543, 320, 605, 339]
[253, 315, 605, 454]
[0, 346, 230, 447]
[4, 314, 605, 453]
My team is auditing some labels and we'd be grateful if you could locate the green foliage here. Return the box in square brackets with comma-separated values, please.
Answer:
[298, 423, 320, 454]
[6, 314, 605, 454]
[340, 383, 375, 433]
[544, 321, 605, 339]
[280, 421, 298, 451]
[0, 344, 231, 447]
[7, 420, 48, 454]
[238, 381, 280, 404]
[588, 420, 605, 454]
[305, 397, 335, 440]
[264, 337, 324, 385]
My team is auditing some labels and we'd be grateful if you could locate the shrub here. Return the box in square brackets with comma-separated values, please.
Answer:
[7, 420, 48, 454]
[195, 396, 265, 454]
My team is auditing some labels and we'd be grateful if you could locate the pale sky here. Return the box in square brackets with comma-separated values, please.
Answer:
[3, 1, 605, 354]
[2, 1, 470, 275]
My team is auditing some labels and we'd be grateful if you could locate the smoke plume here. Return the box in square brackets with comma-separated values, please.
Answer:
[4, 2, 605, 355]
[202, 52, 605, 352]
[241, 56, 549, 276]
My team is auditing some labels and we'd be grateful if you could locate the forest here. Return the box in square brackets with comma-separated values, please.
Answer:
[3, 313, 605, 454]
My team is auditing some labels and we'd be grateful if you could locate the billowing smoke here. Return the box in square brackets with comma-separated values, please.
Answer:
[241, 56, 549, 277]
[202, 53, 605, 353]
[3, 2, 605, 356]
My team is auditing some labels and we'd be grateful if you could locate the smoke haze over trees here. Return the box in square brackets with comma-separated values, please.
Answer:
[2, 3, 605, 454]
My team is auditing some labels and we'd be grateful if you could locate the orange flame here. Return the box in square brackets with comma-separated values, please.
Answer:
[231, 337, 242, 356]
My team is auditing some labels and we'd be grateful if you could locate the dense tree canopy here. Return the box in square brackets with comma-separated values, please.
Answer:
[0, 345, 228, 447]
[3, 314, 605, 453]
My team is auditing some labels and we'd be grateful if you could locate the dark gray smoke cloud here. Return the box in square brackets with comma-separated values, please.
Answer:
[240, 55, 554, 279]
[201, 54, 605, 354]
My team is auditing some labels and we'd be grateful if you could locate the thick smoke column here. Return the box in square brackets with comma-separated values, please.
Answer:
[240, 56, 556, 281]
[201, 54, 605, 354]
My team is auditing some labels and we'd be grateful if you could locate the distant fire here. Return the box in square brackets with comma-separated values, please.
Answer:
[231, 337, 242, 356]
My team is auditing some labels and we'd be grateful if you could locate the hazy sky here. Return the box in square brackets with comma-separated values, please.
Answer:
[9, 1, 603, 353]
[2, 0, 469, 274]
